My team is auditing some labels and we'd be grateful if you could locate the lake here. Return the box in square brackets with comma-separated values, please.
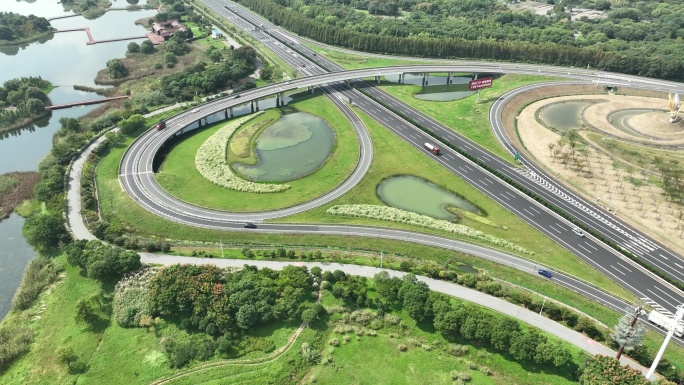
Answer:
[0, 0, 158, 321]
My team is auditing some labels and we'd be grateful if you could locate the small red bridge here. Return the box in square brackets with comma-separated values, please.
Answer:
[46, 95, 130, 110]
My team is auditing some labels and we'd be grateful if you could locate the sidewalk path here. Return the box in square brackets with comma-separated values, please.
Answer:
[140, 253, 654, 376]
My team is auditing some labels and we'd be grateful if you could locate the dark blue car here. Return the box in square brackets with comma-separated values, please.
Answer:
[537, 269, 553, 278]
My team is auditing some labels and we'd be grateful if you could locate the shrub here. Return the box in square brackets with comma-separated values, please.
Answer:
[0, 322, 33, 371]
[328, 338, 340, 347]
[113, 268, 155, 327]
[481, 366, 493, 376]
[326, 205, 531, 254]
[466, 360, 477, 370]
[398, 344, 408, 352]
[444, 344, 469, 357]
[11, 258, 63, 311]
[195, 114, 289, 192]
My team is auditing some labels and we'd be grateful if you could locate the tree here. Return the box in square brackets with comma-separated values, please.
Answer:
[74, 298, 98, 325]
[59, 117, 81, 133]
[118, 114, 146, 135]
[24, 98, 46, 114]
[490, 318, 520, 351]
[127, 42, 140, 53]
[107, 59, 128, 79]
[611, 309, 645, 360]
[301, 308, 318, 326]
[23, 212, 70, 252]
[260, 65, 274, 80]
[236, 304, 257, 330]
[374, 271, 402, 304]
[399, 274, 433, 323]
[140, 40, 155, 54]
[164, 52, 177, 65]
[509, 330, 544, 363]
[56, 346, 78, 371]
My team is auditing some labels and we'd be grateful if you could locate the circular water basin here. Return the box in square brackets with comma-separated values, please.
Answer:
[232, 112, 334, 182]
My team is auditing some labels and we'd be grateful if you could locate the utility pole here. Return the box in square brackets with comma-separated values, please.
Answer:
[220, 239, 224, 258]
[380, 251, 383, 268]
[646, 305, 684, 379]
[615, 305, 644, 360]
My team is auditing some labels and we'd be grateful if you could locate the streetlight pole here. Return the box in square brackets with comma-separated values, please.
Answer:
[646, 305, 684, 379]
[380, 251, 383, 269]
[539, 297, 547, 315]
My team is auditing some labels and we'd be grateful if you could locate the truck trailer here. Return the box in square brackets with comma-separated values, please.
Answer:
[424, 142, 440, 155]
[648, 310, 684, 337]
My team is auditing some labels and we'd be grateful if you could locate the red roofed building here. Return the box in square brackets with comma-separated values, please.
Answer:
[151, 19, 187, 41]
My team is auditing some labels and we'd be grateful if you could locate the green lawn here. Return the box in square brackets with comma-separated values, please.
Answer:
[154, 93, 360, 212]
[377, 73, 557, 163]
[308, 46, 442, 70]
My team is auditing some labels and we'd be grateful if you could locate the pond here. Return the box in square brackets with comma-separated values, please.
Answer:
[376, 175, 480, 221]
[232, 112, 335, 182]
[538, 101, 588, 132]
[383, 74, 476, 101]
[608, 109, 657, 137]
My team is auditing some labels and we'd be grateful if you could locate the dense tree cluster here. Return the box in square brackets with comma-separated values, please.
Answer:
[241, 0, 684, 80]
[149, 264, 315, 334]
[65, 240, 141, 282]
[0, 77, 51, 128]
[160, 46, 257, 100]
[0, 12, 51, 42]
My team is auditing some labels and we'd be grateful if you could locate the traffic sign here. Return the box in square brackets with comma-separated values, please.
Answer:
[469, 77, 494, 91]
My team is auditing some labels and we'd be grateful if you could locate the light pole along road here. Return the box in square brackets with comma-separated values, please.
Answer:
[196, 0, 684, 313]
[114, 0, 684, 343]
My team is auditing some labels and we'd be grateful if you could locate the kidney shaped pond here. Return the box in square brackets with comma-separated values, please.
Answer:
[377, 175, 480, 221]
[232, 112, 335, 182]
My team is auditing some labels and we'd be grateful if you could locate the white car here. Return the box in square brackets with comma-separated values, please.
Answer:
[192, 108, 200, 113]
[572, 227, 585, 237]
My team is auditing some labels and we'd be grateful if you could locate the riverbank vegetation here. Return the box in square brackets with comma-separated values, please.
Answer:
[0, 172, 40, 220]
[0, 12, 52, 46]
[0, 77, 52, 132]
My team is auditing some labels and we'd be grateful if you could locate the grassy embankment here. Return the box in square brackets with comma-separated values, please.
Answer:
[154, 93, 359, 212]
[0, 172, 40, 220]
[307, 45, 440, 70]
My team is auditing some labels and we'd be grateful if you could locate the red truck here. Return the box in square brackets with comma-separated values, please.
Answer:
[424, 142, 440, 155]
[156, 120, 167, 131]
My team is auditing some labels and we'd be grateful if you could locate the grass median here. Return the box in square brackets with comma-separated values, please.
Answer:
[153, 93, 359, 212]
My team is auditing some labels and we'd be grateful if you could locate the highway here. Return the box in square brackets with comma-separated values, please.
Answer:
[111, 0, 684, 343]
[197, 0, 684, 313]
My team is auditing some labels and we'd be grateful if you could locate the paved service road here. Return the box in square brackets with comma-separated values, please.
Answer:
[139, 253, 653, 376]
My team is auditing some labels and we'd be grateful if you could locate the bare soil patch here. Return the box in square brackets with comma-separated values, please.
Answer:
[511, 92, 684, 257]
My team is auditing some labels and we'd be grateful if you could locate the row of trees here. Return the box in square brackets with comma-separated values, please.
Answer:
[0, 12, 51, 42]
[241, 0, 684, 81]
[368, 272, 576, 369]
[65, 240, 141, 282]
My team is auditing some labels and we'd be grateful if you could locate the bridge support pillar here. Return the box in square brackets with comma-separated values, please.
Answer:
[280, 92, 284, 105]
[229, 107, 234, 118]
[447, 72, 452, 84]
[375, 76, 381, 83]
[250, 101, 255, 112]
[197, 119, 203, 127]
[255, 100, 259, 111]
[310, 86, 315, 94]
[204, 117, 208, 126]
[224, 109, 228, 119]
[398, 73, 404, 84]
[422, 73, 427, 86]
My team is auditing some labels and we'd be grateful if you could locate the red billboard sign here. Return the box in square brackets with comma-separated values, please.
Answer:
[468, 77, 493, 91]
